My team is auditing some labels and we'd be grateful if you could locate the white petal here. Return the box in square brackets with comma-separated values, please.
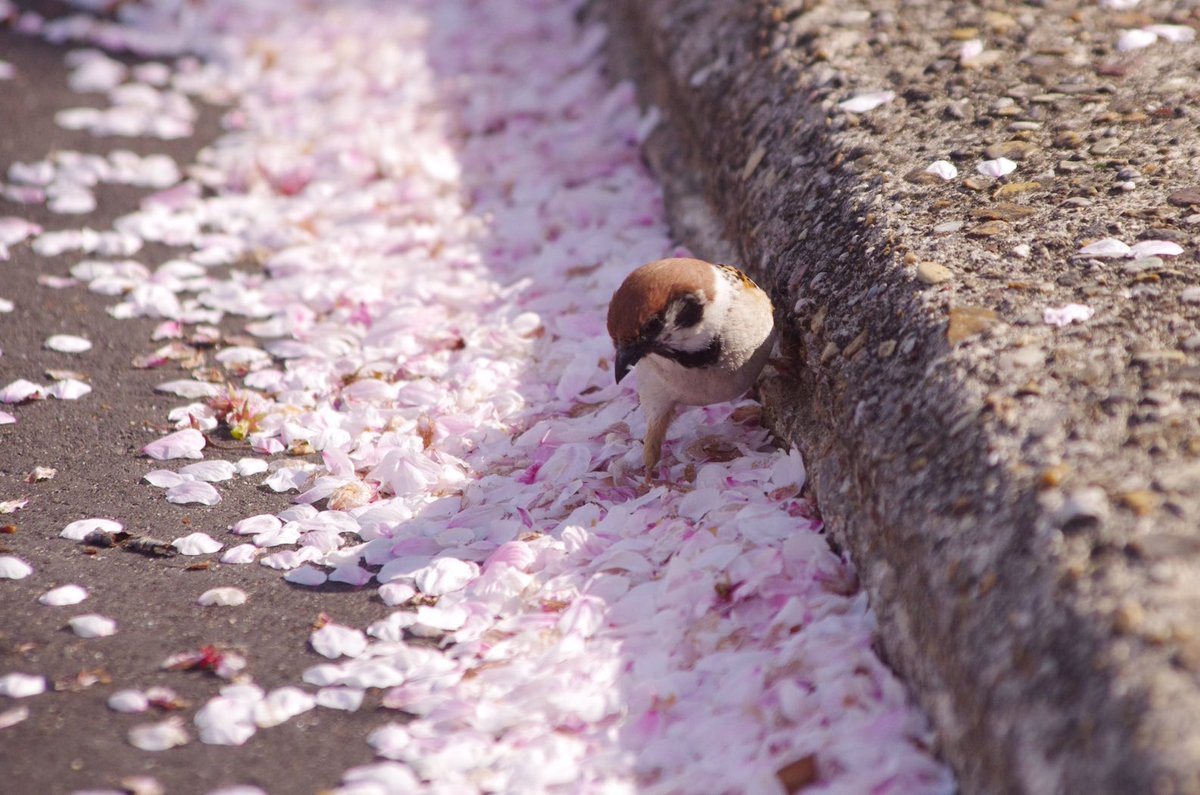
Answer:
[44, 334, 92, 353]
[220, 544, 260, 564]
[1128, 240, 1183, 258]
[198, 587, 247, 607]
[46, 379, 91, 400]
[310, 623, 368, 659]
[0, 379, 45, 403]
[1145, 24, 1196, 44]
[1044, 304, 1095, 327]
[0, 673, 45, 697]
[69, 614, 117, 638]
[977, 157, 1017, 178]
[167, 480, 221, 505]
[0, 706, 30, 729]
[924, 160, 957, 180]
[316, 687, 364, 712]
[144, 469, 187, 488]
[155, 379, 220, 399]
[1077, 237, 1131, 258]
[143, 428, 206, 460]
[1117, 28, 1158, 51]
[129, 717, 189, 751]
[413, 557, 478, 596]
[108, 689, 150, 713]
[234, 457, 269, 476]
[39, 584, 89, 606]
[179, 460, 237, 482]
[0, 556, 33, 579]
[838, 90, 894, 113]
[172, 532, 223, 555]
[61, 518, 122, 540]
[232, 514, 281, 535]
[285, 566, 328, 587]
[253, 687, 316, 728]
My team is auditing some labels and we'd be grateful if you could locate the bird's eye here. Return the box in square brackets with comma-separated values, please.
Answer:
[675, 296, 703, 329]
[640, 315, 665, 341]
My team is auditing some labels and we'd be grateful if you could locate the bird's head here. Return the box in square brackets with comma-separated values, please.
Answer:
[606, 258, 726, 383]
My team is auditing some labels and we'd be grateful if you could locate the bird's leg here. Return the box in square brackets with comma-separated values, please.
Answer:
[643, 402, 676, 475]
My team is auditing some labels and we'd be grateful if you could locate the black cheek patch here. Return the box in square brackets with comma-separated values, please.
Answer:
[675, 296, 703, 329]
[664, 337, 722, 369]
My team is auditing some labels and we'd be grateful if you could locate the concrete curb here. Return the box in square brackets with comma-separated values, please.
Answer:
[602, 1, 1200, 793]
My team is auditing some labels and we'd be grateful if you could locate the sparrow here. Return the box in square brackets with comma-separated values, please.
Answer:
[607, 257, 775, 472]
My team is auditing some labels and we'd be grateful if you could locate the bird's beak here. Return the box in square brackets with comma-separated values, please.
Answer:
[614, 341, 648, 384]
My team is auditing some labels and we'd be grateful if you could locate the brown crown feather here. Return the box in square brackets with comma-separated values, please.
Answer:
[606, 258, 717, 343]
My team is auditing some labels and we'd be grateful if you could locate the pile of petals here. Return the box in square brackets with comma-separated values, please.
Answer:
[20, 0, 953, 791]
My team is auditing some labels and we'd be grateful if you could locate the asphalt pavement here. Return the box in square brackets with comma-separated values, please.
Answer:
[0, 12, 390, 794]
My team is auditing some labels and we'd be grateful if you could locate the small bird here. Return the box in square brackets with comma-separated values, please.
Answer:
[607, 257, 775, 473]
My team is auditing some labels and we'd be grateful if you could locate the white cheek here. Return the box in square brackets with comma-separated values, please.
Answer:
[660, 276, 731, 352]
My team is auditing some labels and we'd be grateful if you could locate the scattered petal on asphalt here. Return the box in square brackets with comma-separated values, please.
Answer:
[108, 689, 151, 713]
[310, 623, 367, 659]
[172, 533, 223, 555]
[977, 157, 1016, 178]
[0, 556, 33, 579]
[1128, 240, 1183, 258]
[0, 673, 46, 697]
[197, 587, 247, 607]
[39, 584, 89, 606]
[166, 480, 221, 506]
[142, 428, 205, 460]
[128, 717, 189, 751]
[838, 90, 894, 113]
[0, 706, 30, 729]
[1077, 237, 1131, 257]
[924, 160, 957, 180]
[69, 614, 118, 638]
[61, 517, 122, 540]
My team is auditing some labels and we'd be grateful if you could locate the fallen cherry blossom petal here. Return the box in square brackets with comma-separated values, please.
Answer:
[0, 673, 46, 697]
[1077, 237, 1131, 258]
[220, 544, 260, 564]
[1044, 304, 1095, 327]
[977, 157, 1016, 178]
[198, 587, 247, 607]
[838, 90, 894, 113]
[253, 687, 316, 728]
[0, 556, 33, 579]
[108, 689, 151, 713]
[69, 614, 118, 638]
[1117, 28, 1158, 51]
[44, 334, 93, 353]
[39, 584, 89, 606]
[61, 517, 122, 540]
[286, 565, 328, 587]
[166, 480, 222, 505]
[179, 460, 237, 482]
[924, 160, 957, 180]
[310, 623, 368, 659]
[0, 411, 14, 425]
[234, 457, 269, 476]
[46, 379, 92, 400]
[0, 706, 30, 729]
[1145, 24, 1196, 44]
[156, 379, 221, 399]
[128, 717, 189, 751]
[1128, 240, 1183, 259]
[413, 557, 478, 596]
[0, 379, 45, 404]
[172, 532, 222, 555]
[143, 428, 205, 460]
[316, 687, 365, 712]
